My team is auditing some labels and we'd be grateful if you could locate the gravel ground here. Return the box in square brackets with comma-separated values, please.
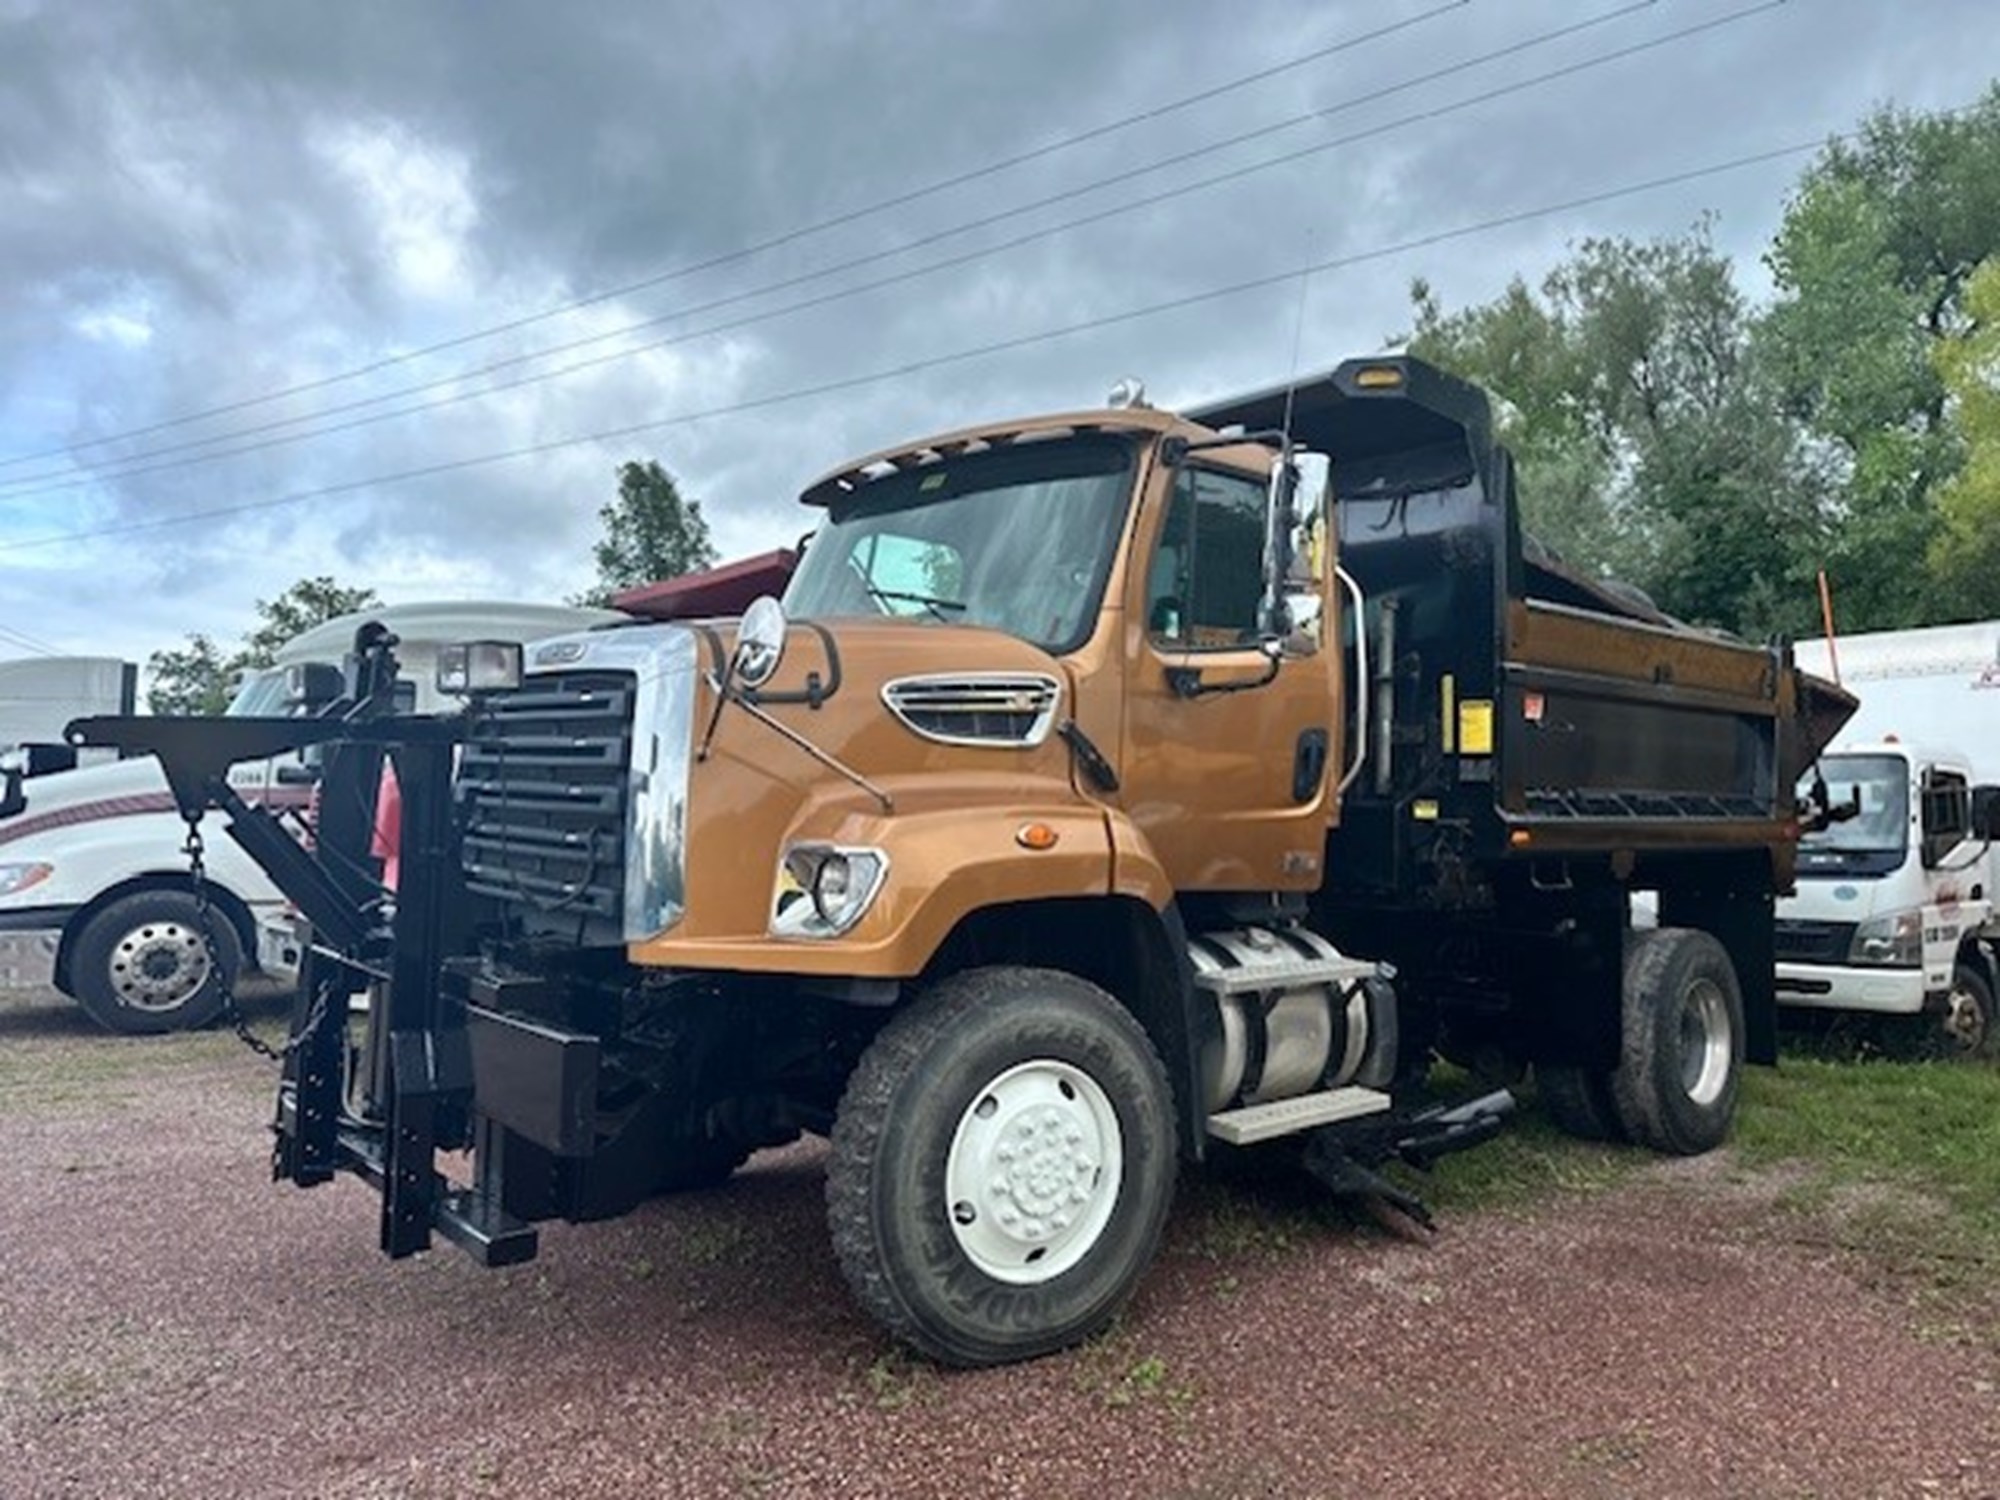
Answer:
[2, 986, 1996, 1500]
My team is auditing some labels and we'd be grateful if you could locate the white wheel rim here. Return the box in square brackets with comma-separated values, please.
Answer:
[1678, 978, 1732, 1106]
[109, 921, 211, 1012]
[943, 1058, 1123, 1285]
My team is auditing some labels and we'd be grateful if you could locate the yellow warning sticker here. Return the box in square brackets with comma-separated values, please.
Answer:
[1458, 699, 1494, 756]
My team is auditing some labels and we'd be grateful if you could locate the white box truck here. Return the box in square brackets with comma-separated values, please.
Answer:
[1777, 621, 2000, 1054]
[0, 601, 622, 1033]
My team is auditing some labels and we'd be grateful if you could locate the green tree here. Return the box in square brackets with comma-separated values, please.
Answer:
[239, 576, 381, 668]
[1406, 226, 1826, 636]
[1928, 258, 2000, 616]
[145, 576, 381, 714]
[144, 632, 236, 716]
[577, 459, 717, 606]
[1760, 88, 2000, 628]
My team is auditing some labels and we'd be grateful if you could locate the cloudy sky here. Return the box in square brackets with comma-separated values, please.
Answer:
[1, 0, 1991, 677]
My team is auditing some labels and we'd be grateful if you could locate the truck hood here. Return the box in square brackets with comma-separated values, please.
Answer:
[0, 754, 173, 833]
[0, 744, 292, 850]
[1779, 865, 1920, 926]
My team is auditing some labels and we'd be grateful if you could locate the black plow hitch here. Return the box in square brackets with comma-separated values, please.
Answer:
[69, 624, 537, 1270]
[1301, 1088, 1517, 1231]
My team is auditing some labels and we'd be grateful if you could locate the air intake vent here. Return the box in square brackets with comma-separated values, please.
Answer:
[882, 673, 1061, 748]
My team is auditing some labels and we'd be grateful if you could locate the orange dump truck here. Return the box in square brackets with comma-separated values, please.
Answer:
[75, 356, 1852, 1366]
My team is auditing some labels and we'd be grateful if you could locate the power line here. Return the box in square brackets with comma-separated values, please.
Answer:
[0, 0, 1473, 471]
[5, 0, 1766, 500]
[0, 128, 1853, 557]
[0, 623, 65, 656]
[0, 0, 1646, 492]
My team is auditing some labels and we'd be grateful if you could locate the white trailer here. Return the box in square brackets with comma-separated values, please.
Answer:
[1778, 621, 2000, 1053]
[0, 601, 622, 1032]
[0, 656, 136, 776]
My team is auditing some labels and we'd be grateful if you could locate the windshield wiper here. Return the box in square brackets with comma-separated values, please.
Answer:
[864, 586, 967, 623]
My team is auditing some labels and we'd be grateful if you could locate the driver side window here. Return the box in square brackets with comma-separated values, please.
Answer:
[1146, 466, 1267, 650]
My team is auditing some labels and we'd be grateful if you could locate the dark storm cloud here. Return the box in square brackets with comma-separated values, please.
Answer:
[0, 0, 1993, 661]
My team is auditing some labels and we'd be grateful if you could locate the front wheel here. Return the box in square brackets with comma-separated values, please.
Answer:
[1940, 962, 1995, 1058]
[826, 967, 1176, 1367]
[67, 890, 242, 1035]
[1610, 928, 1744, 1155]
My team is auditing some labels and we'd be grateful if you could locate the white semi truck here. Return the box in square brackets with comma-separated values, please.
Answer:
[1777, 621, 2000, 1055]
[0, 601, 620, 1033]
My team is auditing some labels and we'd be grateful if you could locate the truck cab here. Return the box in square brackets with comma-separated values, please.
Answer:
[1777, 741, 2000, 1051]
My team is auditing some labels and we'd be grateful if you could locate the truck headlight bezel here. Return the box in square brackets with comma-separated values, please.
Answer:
[1848, 910, 1923, 967]
[773, 844, 887, 938]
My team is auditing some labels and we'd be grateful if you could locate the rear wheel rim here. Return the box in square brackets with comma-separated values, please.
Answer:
[109, 921, 211, 1012]
[1677, 978, 1732, 1106]
[943, 1058, 1123, 1285]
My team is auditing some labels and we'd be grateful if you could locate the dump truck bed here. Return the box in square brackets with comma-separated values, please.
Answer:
[1188, 358, 1853, 896]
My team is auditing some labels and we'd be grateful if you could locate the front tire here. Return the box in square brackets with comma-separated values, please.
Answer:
[1940, 962, 1995, 1058]
[67, 890, 241, 1035]
[1610, 928, 1744, 1155]
[826, 966, 1176, 1367]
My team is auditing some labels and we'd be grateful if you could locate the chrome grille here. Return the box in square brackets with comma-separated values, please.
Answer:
[881, 673, 1061, 748]
[461, 671, 633, 943]
[1773, 918, 1857, 965]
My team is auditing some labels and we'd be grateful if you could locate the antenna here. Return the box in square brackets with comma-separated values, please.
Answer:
[1258, 236, 1316, 641]
[1816, 567, 1842, 687]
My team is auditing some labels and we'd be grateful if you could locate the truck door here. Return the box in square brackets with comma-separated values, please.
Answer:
[1117, 458, 1338, 892]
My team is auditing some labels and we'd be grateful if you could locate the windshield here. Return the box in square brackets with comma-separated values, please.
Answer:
[224, 668, 291, 717]
[783, 435, 1136, 653]
[1800, 754, 1909, 856]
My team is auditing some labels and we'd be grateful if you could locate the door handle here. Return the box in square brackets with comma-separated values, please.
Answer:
[1294, 729, 1328, 802]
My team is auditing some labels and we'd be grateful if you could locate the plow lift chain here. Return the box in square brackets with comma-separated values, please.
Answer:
[181, 813, 332, 1063]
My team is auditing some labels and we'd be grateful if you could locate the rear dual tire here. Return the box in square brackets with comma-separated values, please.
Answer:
[1541, 927, 1744, 1156]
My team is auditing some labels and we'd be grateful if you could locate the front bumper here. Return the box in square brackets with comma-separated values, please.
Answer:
[254, 909, 308, 982]
[0, 907, 77, 989]
[1775, 961, 1925, 1015]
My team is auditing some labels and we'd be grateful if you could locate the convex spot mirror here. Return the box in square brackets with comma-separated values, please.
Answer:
[735, 595, 787, 688]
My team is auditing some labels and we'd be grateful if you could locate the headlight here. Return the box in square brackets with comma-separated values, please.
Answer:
[437, 640, 524, 695]
[772, 844, 887, 938]
[0, 862, 53, 898]
[1848, 910, 1922, 967]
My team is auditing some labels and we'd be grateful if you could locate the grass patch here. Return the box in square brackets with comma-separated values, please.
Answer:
[1736, 1057, 2000, 1234]
[0, 1024, 254, 1115]
[1734, 1054, 2000, 1261]
[1394, 1102, 1637, 1216]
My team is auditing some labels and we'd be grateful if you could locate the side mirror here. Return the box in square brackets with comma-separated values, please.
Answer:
[286, 661, 345, 714]
[734, 595, 787, 688]
[1256, 453, 1300, 645]
[1975, 786, 2000, 841]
